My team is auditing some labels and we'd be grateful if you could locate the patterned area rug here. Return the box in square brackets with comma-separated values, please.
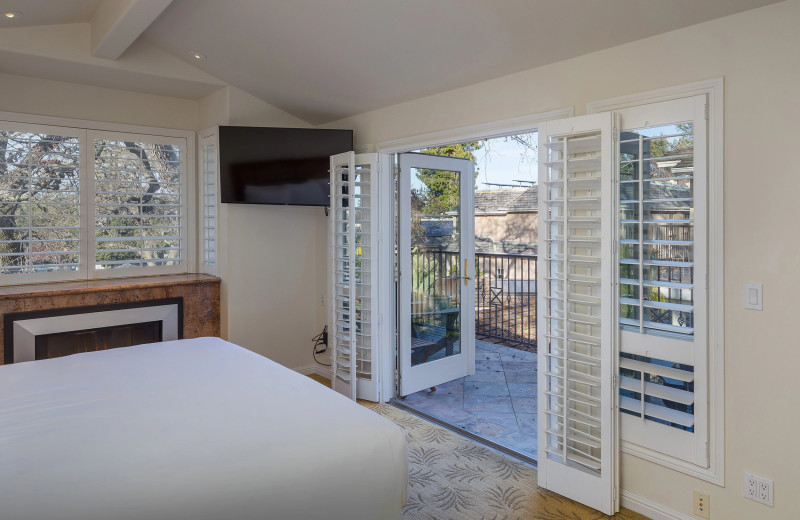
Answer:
[364, 402, 648, 520]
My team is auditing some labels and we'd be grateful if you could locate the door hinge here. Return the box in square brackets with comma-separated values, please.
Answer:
[394, 369, 400, 386]
[704, 102, 709, 120]
[705, 441, 710, 461]
[612, 373, 618, 390]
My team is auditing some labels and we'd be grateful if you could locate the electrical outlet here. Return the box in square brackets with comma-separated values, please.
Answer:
[693, 491, 710, 519]
[743, 472, 759, 501]
[758, 477, 774, 507]
[743, 472, 773, 507]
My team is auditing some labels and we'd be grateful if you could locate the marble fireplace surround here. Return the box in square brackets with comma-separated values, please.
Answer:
[0, 274, 220, 366]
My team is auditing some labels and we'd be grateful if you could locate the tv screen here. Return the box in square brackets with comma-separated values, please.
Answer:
[219, 126, 353, 206]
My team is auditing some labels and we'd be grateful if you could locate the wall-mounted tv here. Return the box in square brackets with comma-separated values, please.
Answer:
[219, 126, 353, 206]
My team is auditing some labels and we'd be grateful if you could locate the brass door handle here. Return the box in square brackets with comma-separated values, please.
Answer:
[463, 258, 471, 285]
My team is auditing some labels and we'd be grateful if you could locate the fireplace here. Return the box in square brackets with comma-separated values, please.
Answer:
[4, 298, 182, 364]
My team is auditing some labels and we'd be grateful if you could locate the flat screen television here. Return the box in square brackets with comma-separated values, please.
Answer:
[219, 126, 353, 206]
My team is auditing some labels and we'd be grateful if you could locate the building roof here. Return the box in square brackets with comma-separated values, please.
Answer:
[474, 185, 538, 214]
[421, 220, 454, 237]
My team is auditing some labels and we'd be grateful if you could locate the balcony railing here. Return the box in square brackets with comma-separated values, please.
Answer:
[410, 250, 537, 348]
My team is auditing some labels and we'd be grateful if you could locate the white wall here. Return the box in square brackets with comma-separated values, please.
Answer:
[200, 86, 328, 370]
[323, 1, 800, 518]
[0, 71, 199, 130]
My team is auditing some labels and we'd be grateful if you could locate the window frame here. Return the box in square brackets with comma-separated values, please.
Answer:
[587, 78, 725, 485]
[0, 111, 195, 285]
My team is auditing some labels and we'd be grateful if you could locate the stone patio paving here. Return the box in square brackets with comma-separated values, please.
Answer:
[401, 339, 538, 460]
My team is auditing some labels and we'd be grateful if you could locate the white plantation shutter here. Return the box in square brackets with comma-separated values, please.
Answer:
[537, 113, 618, 515]
[0, 123, 84, 282]
[615, 95, 708, 466]
[200, 135, 218, 275]
[329, 152, 382, 401]
[91, 132, 186, 275]
[0, 115, 192, 286]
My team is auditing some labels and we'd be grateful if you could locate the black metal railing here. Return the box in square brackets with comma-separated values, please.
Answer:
[410, 249, 537, 348]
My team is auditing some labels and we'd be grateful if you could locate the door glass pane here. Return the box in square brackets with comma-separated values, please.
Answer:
[409, 166, 461, 366]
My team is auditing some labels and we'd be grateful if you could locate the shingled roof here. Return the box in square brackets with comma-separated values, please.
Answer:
[474, 185, 538, 213]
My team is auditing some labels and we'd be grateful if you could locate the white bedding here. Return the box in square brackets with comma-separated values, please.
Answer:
[0, 337, 407, 520]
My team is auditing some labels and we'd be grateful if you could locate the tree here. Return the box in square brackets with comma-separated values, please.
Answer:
[414, 142, 481, 214]
[647, 123, 694, 170]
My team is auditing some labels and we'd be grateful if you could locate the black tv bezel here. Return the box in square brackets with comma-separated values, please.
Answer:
[218, 126, 353, 207]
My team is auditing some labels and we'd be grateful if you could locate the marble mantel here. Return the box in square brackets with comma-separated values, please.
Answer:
[0, 274, 221, 365]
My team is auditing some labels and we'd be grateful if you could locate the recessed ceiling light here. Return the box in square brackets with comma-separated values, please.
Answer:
[189, 51, 206, 61]
[2, 11, 22, 19]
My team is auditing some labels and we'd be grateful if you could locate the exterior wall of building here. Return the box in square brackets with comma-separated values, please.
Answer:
[474, 211, 538, 247]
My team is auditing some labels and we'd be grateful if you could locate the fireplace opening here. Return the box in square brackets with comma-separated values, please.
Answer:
[4, 298, 182, 364]
[35, 320, 163, 361]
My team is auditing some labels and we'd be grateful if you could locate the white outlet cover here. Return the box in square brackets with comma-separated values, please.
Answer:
[744, 471, 774, 507]
[743, 472, 759, 499]
[758, 476, 774, 507]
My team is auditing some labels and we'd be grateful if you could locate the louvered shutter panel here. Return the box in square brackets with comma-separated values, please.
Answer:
[537, 113, 618, 515]
[0, 123, 83, 281]
[615, 95, 708, 466]
[330, 152, 381, 401]
[92, 133, 186, 275]
[200, 135, 218, 275]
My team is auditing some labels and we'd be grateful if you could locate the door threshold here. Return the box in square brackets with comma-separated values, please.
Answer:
[389, 398, 538, 468]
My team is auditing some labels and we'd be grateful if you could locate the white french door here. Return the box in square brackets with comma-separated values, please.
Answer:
[398, 153, 475, 397]
[536, 113, 619, 515]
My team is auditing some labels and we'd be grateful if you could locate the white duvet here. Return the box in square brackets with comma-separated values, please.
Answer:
[0, 337, 407, 520]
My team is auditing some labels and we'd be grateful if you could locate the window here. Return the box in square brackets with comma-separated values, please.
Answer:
[0, 123, 84, 282]
[614, 96, 708, 468]
[0, 115, 192, 285]
[92, 134, 185, 274]
[589, 80, 724, 484]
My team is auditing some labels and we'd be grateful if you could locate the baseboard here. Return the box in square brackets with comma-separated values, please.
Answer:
[293, 365, 316, 375]
[294, 364, 333, 380]
[621, 490, 694, 520]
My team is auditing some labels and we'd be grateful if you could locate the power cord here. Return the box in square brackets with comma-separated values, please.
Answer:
[312, 325, 330, 366]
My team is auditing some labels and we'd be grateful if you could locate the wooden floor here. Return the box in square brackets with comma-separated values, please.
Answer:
[306, 373, 649, 520]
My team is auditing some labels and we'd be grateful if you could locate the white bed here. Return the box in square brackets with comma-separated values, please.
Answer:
[0, 337, 407, 520]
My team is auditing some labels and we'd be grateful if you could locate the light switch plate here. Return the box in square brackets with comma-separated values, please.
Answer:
[744, 283, 763, 311]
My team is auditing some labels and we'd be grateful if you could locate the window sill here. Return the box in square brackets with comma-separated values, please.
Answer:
[0, 274, 220, 300]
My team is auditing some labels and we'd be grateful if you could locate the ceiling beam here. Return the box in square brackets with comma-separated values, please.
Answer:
[91, 0, 173, 60]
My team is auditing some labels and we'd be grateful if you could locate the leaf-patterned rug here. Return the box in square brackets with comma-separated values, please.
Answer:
[365, 403, 648, 520]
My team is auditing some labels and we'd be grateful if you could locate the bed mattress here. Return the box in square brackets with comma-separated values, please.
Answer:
[0, 337, 407, 520]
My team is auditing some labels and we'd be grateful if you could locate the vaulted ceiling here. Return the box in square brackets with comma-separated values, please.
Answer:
[0, 0, 783, 124]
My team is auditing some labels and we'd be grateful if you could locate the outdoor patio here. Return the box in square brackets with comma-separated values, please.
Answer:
[401, 339, 538, 460]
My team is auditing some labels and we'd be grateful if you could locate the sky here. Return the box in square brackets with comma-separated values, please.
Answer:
[473, 133, 538, 190]
[409, 132, 538, 191]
